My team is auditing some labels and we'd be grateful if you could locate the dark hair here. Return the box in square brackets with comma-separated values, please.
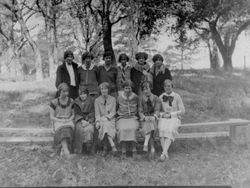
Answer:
[79, 87, 89, 95]
[122, 80, 134, 89]
[64, 50, 74, 59]
[103, 51, 114, 60]
[135, 52, 148, 61]
[152, 54, 164, 62]
[118, 53, 129, 62]
[82, 52, 94, 62]
[140, 81, 152, 91]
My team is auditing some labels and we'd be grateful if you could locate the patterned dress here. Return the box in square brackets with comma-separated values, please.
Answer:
[158, 92, 185, 141]
[73, 96, 95, 153]
[138, 94, 161, 137]
[50, 97, 74, 151]
[116, 91, 139, 143]
[94, 95, 116, 140]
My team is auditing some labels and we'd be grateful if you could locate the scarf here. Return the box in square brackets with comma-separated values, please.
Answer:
[150, 64, 166, 76]
[133, 62, 150, 73]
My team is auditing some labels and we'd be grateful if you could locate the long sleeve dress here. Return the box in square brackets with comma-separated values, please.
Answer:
[73, 96, 95, 153]
[138, 93, 161, 137]
[49, 97, 74, 150]
[94, 95, 116, 140]
[158, 91, 185, 141]
[130, 62, 152, 95]
[116, 91, 139, 143]
[150, 64, 172, 96]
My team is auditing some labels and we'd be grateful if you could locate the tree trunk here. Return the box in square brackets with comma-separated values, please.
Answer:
[221, 51, 233, 71]
[17, 12, 43, 81]
[102, 15, 116, 65]
[207, 38, 220, 70]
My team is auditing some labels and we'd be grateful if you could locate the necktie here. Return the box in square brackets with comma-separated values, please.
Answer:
[146, 97, 154, 115]
[162, 95, 174, 106]
[121, 67, 126, 83]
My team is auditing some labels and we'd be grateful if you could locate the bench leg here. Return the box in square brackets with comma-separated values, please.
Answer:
[230, 125, 250, 145]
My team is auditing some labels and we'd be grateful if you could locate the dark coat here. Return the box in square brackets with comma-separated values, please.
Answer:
[151, 66, 172, 96]
[55, 62, 79, 99]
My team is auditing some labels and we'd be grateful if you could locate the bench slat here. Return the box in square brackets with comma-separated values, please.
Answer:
[0, 132, 229, 143]
[181, 119, 250, 128]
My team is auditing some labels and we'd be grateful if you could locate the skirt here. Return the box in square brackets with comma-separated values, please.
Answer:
[117, 118, 139, 143]
[53, 121, 74, 151]
[141, 117, 157, 137]
[73, 120, 94, 153]
[98, 119, 116, 141]
[158, 118, 180, 141]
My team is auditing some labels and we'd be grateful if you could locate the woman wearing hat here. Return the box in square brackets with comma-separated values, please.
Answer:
[98, 51, 118, 97]
[73, 87, 95, 154]
[130, 52, 152, 95]
[150, 54, 172, 96]
[55, 50, 79, 99]
[78, 52, 99, 99]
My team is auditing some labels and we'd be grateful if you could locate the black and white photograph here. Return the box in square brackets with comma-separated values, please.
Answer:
[0, 0, 249, 187]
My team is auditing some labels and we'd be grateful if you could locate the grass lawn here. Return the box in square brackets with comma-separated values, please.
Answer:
[0, 70, 250, 187]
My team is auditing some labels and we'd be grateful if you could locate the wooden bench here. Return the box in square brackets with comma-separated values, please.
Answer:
[0, 119, 249, 145]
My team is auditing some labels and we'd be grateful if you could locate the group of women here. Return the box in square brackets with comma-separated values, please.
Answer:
[50, 50, 185, 162]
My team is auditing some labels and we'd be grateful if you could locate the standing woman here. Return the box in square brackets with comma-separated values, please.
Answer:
[116, 81, 139, 159]
[116, 53, 132, 94]
[73, 88, 95, 154]
[78, 52, 99, 99]
[95, 82, 118, 156]
[150, 54, 172, 96]
[55, 50, 79, 99]
[138, 81, 161, 159]
[130, 52, 152, 95]
[158, 79, 185, 161]
[49, 83, 75, 157]
[98, 51, 118, 97]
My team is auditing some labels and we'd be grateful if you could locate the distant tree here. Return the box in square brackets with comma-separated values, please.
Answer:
[172, 0, 250, 71]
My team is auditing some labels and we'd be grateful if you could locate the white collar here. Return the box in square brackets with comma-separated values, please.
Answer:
[81, 64, 94, 70]
[118, 63, 130, 69]
[121, 91, 135, 100]
[163, 91, 175, 97]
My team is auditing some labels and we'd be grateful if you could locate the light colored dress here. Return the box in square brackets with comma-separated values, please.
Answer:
[50, 97, 74, 149]
[158, 91, 185, 141]
[95, 95, 116, 140]
[116, 91, 139, 143]
[73, 96, 95, 153]
[138, 94, 161, 136]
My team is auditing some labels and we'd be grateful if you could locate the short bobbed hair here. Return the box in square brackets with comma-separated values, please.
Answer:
[118, 53, 129, 62]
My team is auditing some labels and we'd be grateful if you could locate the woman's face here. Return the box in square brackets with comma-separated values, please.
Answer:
[104, 56, 112, 66]
[155, 59, 163, 68]
[164, 81, 172, 94]
[83, 57, 92, 68]
[120, 58, 127, 67]
[124, 86, 132, 96]
[60, 88, 69, 98]
[138, 57, 145, 65]
[143, 85, 151, 97]
[100, 85, 109, 96]
[79, 92, 88, 101]
[65, 56, 73, 64]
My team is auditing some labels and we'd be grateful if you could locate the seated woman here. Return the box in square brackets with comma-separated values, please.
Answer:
[95, 82, 118, 156]
[116, 80, 139, 159]
[138, 81, 161, 159]
[158, 79, 185, 161]
[49, 83, 75, 157]
[73, 88, 95, 154]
